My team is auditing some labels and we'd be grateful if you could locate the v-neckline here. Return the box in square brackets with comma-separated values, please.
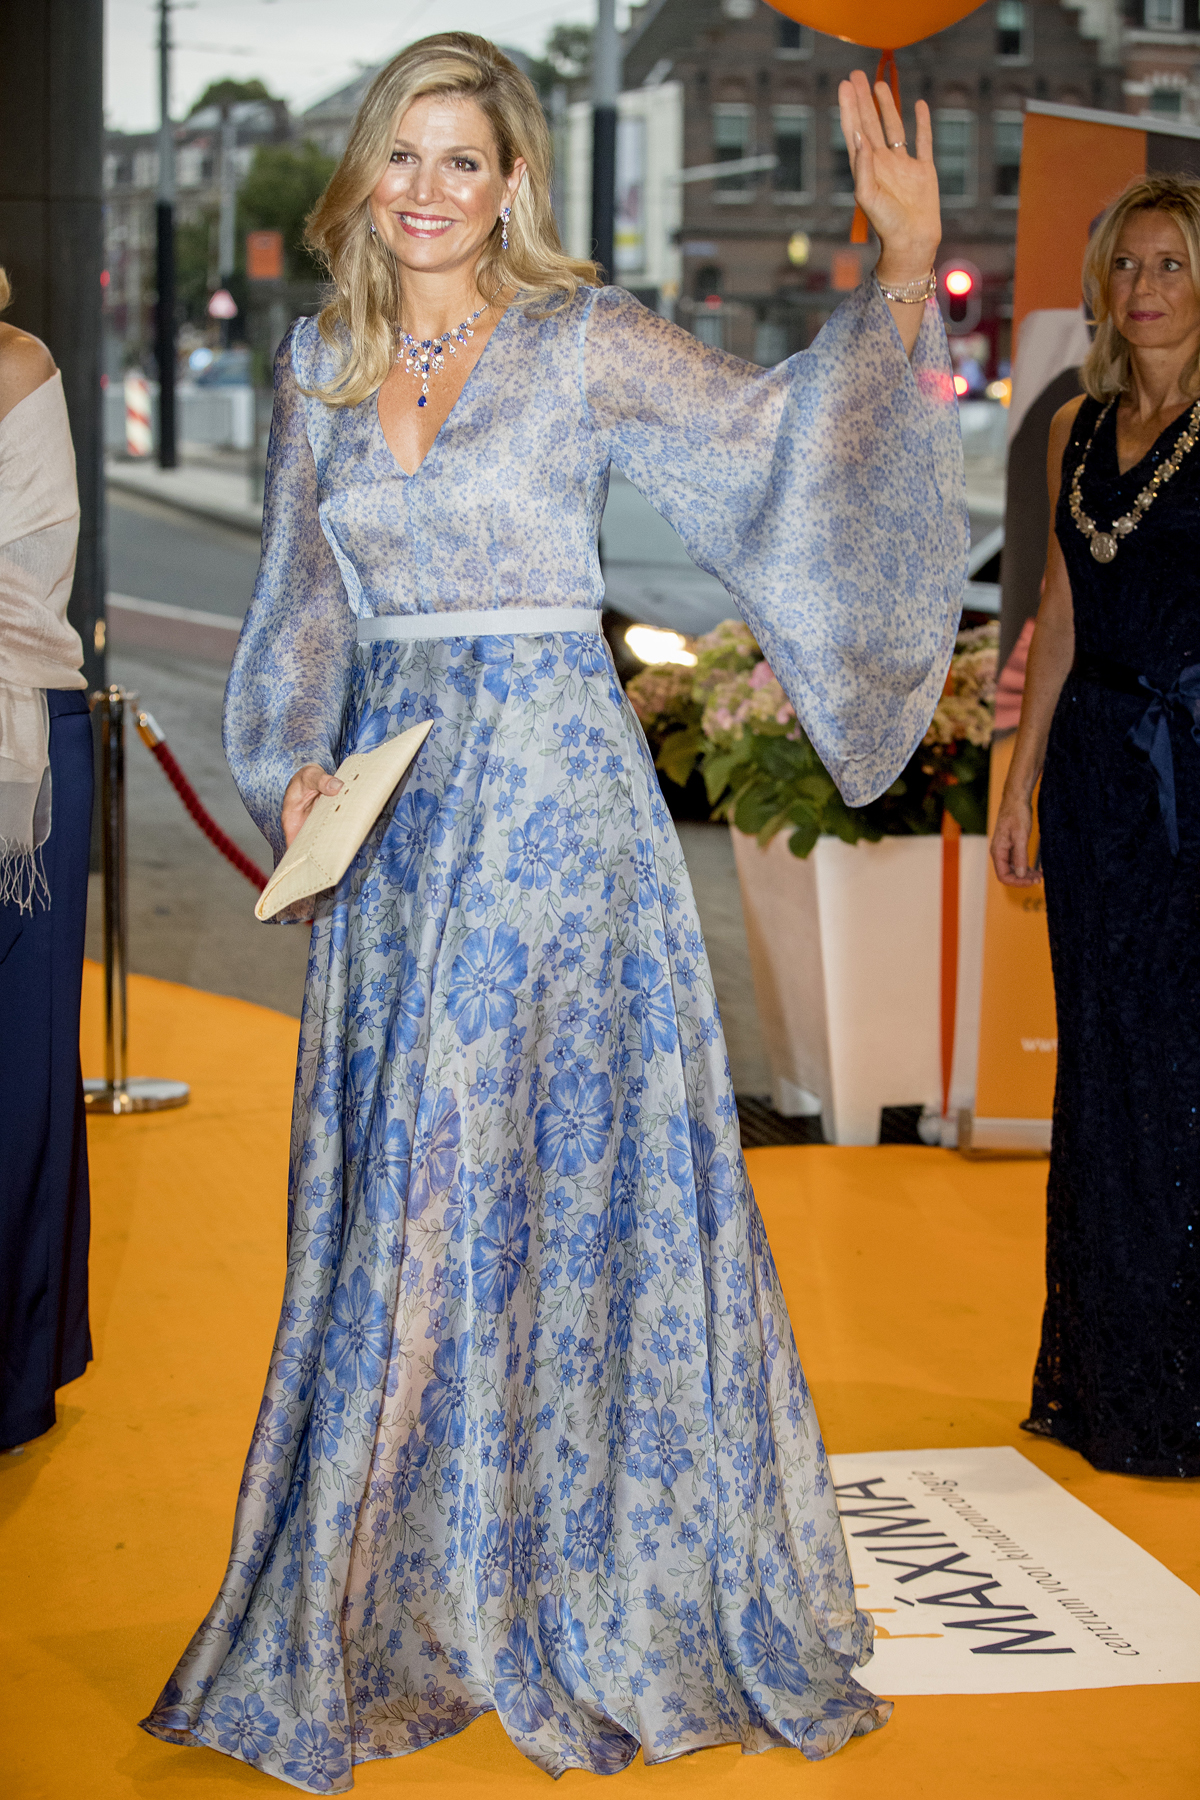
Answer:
[374, 299, 514, 480]
[1105, 396, 1195, 484]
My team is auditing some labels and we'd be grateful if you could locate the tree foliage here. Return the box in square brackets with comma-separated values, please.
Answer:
[528, 24, 593, 99]
[188, 77, 273, 116]
[237, 141, 338, 282]
[175, 207, 218, 323]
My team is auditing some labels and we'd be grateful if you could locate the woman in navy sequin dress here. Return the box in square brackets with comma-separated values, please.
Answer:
[994, 175, 1200, 1478]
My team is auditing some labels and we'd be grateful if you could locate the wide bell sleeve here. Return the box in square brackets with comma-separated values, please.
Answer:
[223, 322, 355, 864]
[582, 283, 968, 807]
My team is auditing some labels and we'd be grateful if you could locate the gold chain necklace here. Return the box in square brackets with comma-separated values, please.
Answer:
[1070, 394, 1200, 562]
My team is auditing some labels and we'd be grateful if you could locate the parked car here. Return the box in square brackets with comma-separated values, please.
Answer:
[192, 348, 253, 388]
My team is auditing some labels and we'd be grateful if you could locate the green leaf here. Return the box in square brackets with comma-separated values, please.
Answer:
[756, 806, 800, 847]
[656, 725, 704, 788]
[819, 794, 856, 845]
[820, 794, 882, 847]
[700, 748, 745, 805]
[788, 817, 820, 858]
[944, 783, 988, 834]
[753, 736, 809, 781]
[732, 793, 778, 837]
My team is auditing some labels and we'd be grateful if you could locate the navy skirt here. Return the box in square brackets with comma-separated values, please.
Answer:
[0, 688, 93, 1448]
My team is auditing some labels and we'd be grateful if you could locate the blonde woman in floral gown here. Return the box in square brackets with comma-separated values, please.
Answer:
[142, 35, 966, 1793]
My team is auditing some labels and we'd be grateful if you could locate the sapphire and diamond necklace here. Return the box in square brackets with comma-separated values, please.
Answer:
[394, 291, 499, 409]
[1070, 394, 1200, 562]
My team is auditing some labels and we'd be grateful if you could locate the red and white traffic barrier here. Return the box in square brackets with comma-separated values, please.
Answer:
[123, 373, 152, 457]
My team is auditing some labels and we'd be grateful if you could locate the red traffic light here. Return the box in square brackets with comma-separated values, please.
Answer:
[937, 257, 982, 332]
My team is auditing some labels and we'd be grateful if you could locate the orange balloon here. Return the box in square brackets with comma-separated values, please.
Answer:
[765, 0, 984, 50]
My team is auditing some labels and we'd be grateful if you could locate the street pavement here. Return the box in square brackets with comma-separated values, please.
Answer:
[109, 488, 260, 617]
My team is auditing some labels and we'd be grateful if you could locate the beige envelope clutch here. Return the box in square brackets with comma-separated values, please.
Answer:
[255, 721, 433, 921]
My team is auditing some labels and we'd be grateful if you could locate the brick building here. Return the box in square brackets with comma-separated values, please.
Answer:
[621, 1, 1123, 372]
[1121, 0, 1200, 120]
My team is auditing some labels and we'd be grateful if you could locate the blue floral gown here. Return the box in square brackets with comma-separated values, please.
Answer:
[142, 283, 965, 1791]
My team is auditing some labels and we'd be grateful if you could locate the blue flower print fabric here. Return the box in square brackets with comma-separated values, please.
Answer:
[220, 282, 966, 860]
[144, 281, 965, 1791]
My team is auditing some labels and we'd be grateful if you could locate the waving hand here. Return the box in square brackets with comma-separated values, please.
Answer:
[838, 70, 941, 352]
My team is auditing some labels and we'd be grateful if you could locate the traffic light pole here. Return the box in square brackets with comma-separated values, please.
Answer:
[590, 0, 619, 285]
[155, 0, 177, 468]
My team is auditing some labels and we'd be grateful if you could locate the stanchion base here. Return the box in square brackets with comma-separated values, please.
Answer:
[84, 1078, 190, 1114]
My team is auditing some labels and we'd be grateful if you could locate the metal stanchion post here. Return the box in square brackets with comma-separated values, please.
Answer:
[84, 685, 189, 1115]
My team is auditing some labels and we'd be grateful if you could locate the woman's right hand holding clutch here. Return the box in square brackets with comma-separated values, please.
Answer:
[281, 764, 343, 848]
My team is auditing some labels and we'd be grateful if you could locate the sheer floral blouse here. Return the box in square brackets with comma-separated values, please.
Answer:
[225, 283, 967, 859]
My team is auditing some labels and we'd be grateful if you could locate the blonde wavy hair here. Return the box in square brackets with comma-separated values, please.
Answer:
[305, 33, 597, 408]
[1082, 172, 1200, 402]
[0, 267, 10, 312]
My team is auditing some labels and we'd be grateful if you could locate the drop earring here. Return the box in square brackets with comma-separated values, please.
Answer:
[500, 205, 510, 252]
[369, 218, 377, 236]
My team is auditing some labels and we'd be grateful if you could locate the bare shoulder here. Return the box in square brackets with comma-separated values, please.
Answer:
[0, 324, 57, 424]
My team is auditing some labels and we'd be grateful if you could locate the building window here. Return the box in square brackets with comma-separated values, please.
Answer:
[996, 0, 1028, 59]
[777, 19, 813, 56]
[1145, 0, 1183, 27]
[993, 112, 1022, 203]
[176, 144, 208, 189]
[1150, 86, 1184, 113]
[829, 110, 855, 202]
[712, 102, 754, 199]
[935, 111, 975, 203]
[772, 105, 810, 196]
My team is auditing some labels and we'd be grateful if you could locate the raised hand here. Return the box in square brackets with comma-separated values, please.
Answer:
[838, 69, 941, 288]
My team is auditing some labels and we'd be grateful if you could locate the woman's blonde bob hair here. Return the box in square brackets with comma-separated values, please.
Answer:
[0, 267, 10, 313]
[305, 33, 598, 407]
[1082, 171, 1200, 401]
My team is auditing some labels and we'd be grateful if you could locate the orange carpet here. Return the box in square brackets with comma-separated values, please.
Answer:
[1, 964, 1196, 1799]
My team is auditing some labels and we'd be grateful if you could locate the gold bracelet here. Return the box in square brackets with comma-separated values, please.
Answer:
[874, 268, 937, 305]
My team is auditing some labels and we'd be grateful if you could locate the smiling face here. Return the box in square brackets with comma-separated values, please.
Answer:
[368, 92, 524, 285]
[1108, 209, 1200, 355]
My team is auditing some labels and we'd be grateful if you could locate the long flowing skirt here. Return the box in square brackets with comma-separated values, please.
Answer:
[142, 628, 889, 1790]
[1032, 678, 1200, 1476]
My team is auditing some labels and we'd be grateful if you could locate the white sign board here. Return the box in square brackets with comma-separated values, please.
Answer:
[830, 1446, 1200, 1694]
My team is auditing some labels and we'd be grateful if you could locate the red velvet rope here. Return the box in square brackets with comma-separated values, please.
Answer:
[147, 739, 268, 892]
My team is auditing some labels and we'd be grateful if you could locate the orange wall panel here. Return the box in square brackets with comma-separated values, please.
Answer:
[1012, 114, 1146, 339]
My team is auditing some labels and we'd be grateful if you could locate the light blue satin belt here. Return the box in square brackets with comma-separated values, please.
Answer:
[356, 607, 602, 642]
